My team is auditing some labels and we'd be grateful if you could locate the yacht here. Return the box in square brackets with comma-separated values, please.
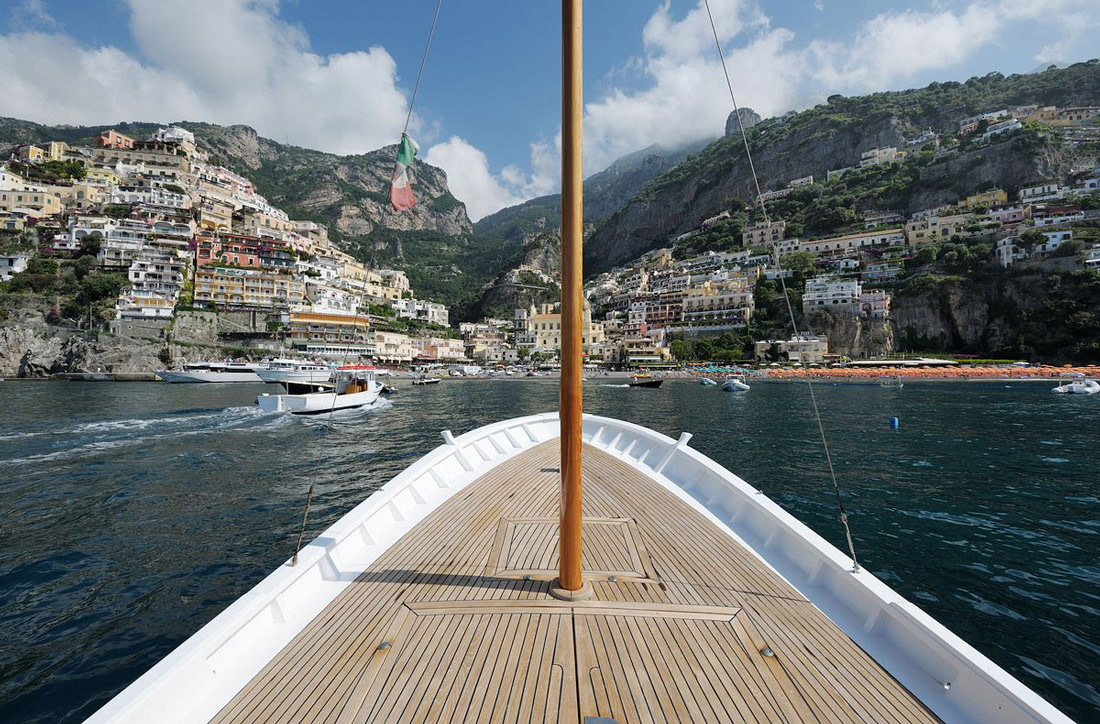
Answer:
[154, 361, 264, 383]
[92, 2, 1070, 721]
[254, 358, 334, 385]
[257, 366, 382, 414]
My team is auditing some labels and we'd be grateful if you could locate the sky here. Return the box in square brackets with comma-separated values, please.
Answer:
[1, 1, 1098, 221]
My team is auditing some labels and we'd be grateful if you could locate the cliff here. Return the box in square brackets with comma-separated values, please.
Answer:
[584, 62, 1100, 275]
[890, 266, 1100, 362]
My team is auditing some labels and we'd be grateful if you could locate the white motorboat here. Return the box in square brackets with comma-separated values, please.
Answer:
[699, 376, 717, 386]
[880, 376, 905, 389]
[254, 358, 334, 385]
[411, 375, 440, 385]
[154, 361, 264, 383]
[721, 376, 750, 391]
[1052, 379, 1099, 394]
[257, 367, 381, 414]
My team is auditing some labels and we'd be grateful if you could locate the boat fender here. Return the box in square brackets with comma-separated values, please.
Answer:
[889, 417, 899, 430]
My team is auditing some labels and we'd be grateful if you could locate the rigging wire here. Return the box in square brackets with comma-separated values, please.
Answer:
[403, 0, 444, 135]
[702, 0, 861, 572]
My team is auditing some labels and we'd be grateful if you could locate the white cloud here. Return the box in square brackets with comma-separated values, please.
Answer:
[0, 0, 412, 155]
[423, 137, 525, 222]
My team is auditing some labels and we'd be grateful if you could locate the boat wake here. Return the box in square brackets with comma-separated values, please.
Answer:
[0, 406, 290, 466]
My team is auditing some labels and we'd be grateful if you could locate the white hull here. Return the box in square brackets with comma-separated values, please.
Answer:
[155, 369, 263, 383]
[721, 378, 750, 391]
[257, 384, 381, 414]
[1052, 380, 1099, 394]
[254, 368, 333, 385]
[91, 412, 1068, 724]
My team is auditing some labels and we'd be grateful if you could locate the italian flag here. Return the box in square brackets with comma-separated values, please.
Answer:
[390, 132, 420, 211]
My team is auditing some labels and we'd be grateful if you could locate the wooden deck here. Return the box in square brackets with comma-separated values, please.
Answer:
[214, 441, 939, 723]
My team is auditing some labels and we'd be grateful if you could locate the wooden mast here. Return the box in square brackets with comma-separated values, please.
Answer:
[555, 0, 588, 598]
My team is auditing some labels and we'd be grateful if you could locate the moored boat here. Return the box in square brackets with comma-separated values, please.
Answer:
[880, 375, 905, 389]
[721, 376, 750, 391]
[411, 375, 440, 385]
[254, 358, 334, 385]
[700, 376, 717, 386]
[257, 367, 381, 414]
[154, 361, 264, 383]
[1052, 378, 1099, 394]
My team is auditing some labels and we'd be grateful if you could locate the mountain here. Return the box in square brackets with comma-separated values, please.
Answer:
[0, 119, 472, 239]
[0, 118, 498, 307]
[584, 61, 1100, 275]
[473, 139, 711, 244]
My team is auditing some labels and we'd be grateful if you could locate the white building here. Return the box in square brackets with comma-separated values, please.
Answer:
[392, 297, 449, 327]
[0, 252, 29, 281]
[116, 249, 187, 320]
[859, 290, 890, 319]
[993, 237, 1025, 267]
[1018, 183, 1066, 203]
[754, 336, 828, 364]
[802, 278, 862, 314]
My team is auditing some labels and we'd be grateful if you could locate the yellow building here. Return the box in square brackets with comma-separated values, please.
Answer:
[47, 141, 69, 162]
[235, 208, 294, 239]
[194, 267, 305, 309]
[532, 302, 605, 355]
[372, 331, 416, 363]
[85, 167, 123, 188]
[905, 213, 976, 245]
[962, 189, 1007, 208]
[16, 145, 45, 162]
[0, 188, 62, 216]
[288, 311, 373, 357]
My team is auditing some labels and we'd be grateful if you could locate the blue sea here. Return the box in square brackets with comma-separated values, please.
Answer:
[0, 378, 1097, 721]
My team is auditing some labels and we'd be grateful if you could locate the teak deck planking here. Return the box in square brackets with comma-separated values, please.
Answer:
[213, 441, 940, 723]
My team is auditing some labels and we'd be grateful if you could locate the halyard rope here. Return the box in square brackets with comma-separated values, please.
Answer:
[703, 0, 861, 572]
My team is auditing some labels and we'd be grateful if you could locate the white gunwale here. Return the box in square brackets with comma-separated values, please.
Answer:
[89, 412, 1069, 723]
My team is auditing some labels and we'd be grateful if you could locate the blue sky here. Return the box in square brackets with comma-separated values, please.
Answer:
[2, 0, 1098, 219]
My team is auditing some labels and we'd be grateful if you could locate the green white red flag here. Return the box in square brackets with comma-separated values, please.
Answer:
[390, 132, 420, 211]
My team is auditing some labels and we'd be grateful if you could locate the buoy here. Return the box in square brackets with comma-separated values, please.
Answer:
[889, 417, 899, 430]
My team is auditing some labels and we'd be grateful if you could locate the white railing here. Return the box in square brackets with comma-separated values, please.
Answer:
[90, 412, 1068, 724]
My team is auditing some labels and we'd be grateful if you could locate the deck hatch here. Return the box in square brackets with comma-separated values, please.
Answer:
[485, 516, 655, 581]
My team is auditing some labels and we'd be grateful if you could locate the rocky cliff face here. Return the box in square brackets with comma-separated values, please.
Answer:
[193, 126, 472, 239]
[585, 113, 907, 273]
[807, 311, 893, 359]
[908, 134, 1074, 212]
[889, 266, 1100, 362]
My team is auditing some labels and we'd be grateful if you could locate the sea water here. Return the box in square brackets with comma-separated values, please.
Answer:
[0, 379, 1097, 721]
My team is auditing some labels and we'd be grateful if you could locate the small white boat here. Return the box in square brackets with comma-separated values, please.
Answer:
[880, 376, 904, 389]
[411, 376, 440, 386]
[699, 377, 717, 386]
[155, 361, 264, 383]
[257, 367, 381, 414]
[255, 359, 334, 385]
[1052, 379, 1100, 395]
[721, 376, 750, 391]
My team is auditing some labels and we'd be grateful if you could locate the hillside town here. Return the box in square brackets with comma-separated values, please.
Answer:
[2, 105, 1099, 370]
